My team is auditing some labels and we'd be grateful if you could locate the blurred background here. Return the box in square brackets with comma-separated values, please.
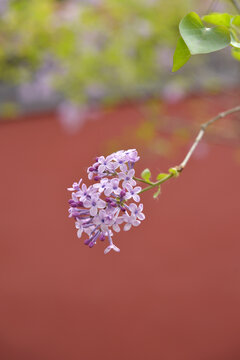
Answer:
[1, 0, 240, 359]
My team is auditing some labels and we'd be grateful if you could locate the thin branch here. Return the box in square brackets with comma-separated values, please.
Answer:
[137, 105, 240, 194]
[133, 176, 154, 185]
[138, 174, 173, 194]
[178, 105, 240, 170]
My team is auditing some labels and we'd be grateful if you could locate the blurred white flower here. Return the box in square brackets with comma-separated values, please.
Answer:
[58, 102, 88, 133]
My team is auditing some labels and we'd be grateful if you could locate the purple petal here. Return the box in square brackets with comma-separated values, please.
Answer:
[128, 169, 135, 178]
[138, 213, 145, 220]
[124, 223, 131, 231]
[90, 206, 98, 216]
[98, 199, 106, 208]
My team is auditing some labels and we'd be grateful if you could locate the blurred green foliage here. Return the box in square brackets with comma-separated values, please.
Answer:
[0, 0, 196, 105]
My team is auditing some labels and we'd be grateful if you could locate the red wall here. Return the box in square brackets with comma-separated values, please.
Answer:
[1, 95, 240, 360]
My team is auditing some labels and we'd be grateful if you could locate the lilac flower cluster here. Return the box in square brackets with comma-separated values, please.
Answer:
[68, 149, 145, 254]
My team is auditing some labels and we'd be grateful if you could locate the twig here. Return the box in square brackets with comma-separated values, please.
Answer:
[138, 173, 173, 194]
[178, 105, 240, 170]
[133, 176, 154, 185]
[137, 105, 240, 194]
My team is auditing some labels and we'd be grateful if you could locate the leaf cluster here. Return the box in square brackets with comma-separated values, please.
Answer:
[140, 168, 177, 199]
[173, 12, 240, 72]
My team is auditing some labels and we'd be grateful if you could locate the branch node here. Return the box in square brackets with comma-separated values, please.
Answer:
[176, 165, 184, 172]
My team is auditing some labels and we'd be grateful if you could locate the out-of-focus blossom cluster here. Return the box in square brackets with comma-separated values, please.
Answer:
[68, 149, 145, 254]
[0, 0, 192, 123]
[0, 0, 236, 127]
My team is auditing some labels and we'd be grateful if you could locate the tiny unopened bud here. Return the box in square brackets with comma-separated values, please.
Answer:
[68, 200, 77, 207]
[120, 190, 126, 198]
[99, 234, 105, 241]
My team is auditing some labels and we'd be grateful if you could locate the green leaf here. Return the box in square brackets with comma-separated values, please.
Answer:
[202, 13, 233, 27]
[179, 12, 231, 55]
[232, 48, 240, 61]
[172, 36, 191, 72]
[141, 168, 151, 181]
[232, 15, 240, 26]
[169, 167, 179, 177]
[156, 173, 169, 181]
[153, 186, 161, 199]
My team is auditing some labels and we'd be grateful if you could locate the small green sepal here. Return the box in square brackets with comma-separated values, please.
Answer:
[153, 186, 161, 199]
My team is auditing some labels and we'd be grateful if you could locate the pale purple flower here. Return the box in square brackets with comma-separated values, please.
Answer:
[118, 169, 136, 189]
[125, 149, 140, 163]
[93, 209, 114, 232]
[107, 161, 119, 173]
[83, 196, 106, 216]
[112, 216, 124, 232]
[104, 231, 120, 254]
[104, 178, 121, 196]
[113, 150, 125, 158]
[113, 152, 128, 171]
[97, 155, 114, 174]
[68, 178, 82, 191]
[93, 178, 109, 193]
[76, 183, 96, 202]
[125, 184, 142, 202]
[123, 213, 141, 231]
[104, 243, 120, 254]
[129, 203, 145, 221]
[75, 219, 84, 238]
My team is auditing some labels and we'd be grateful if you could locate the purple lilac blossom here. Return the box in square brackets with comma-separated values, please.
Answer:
[68, 149, 145, 254]
[125, 184, 142, 202]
